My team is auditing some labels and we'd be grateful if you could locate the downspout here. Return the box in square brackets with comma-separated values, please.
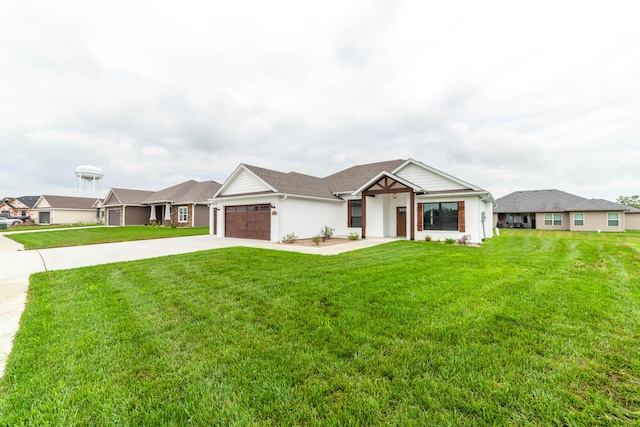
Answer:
[208, 203, 214, 235]
[481, 211, 486, 240]
[278, 195, 287, 242]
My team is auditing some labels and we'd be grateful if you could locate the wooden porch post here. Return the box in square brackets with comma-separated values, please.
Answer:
[410, 191, 415, 240]
[361, 194, 367, 239]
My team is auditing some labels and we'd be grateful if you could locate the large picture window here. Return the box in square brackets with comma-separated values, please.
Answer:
[348, 199, 362, 227]
[178, 206, 188, 223]
[423, 202, 459, 230]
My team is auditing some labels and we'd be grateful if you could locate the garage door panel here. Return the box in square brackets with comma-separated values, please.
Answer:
[225, 204, 270, 240]
[39, 212, 51, 224]
[108, 209, 121, 226]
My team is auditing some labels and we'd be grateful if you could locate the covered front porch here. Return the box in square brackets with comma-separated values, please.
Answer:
[358, 173, 417, 240]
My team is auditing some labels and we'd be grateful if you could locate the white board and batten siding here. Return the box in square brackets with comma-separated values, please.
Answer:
[396, 163, 468, 192]
[219, 168, 271, 197]
[277, 197, 343, 241]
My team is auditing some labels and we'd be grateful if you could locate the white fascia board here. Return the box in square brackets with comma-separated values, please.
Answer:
[417, 190, 494, 201]
[481, 193, 498, 207]
[213, 193, 343, 204]
[352, 171, 423, 196]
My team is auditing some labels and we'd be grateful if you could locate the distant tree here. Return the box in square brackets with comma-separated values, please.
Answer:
[617, 195, 640, 209]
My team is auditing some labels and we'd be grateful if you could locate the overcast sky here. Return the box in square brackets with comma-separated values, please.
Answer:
[2, 1, 638, 201]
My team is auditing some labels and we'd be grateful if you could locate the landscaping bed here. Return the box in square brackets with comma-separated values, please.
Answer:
[283, 237, 355, 247]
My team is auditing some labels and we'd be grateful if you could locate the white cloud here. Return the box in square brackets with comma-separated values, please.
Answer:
[0, 0, 639, 201]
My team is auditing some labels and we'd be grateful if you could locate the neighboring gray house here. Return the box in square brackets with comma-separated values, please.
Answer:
[494, 189, 640, 232]
[103, 188, 156, 226]
[145, 180, 222, 228]
[103, 180, 222, 228]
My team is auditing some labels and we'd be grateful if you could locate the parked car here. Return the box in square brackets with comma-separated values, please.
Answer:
[0, 212, 30, 222]
[0, 216, 22, 226]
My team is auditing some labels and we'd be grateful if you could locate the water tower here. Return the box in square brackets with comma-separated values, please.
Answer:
[75, 165, 104, 197]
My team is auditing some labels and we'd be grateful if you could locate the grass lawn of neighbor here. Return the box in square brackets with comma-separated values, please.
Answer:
[6, 225, 209, 250]
[1, 230, 639, 425]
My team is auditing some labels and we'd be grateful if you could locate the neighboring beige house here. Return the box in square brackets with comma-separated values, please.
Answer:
[210, 159, 496, 244]
[33, 195, 103, 225]
[103, 180, 221, 228]
[494, 189, 640, 232]
[627, 209, 640, 230]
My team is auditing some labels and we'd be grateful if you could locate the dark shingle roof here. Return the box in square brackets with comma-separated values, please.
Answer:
[144, 180, 198, 204]
[495, 190, 586, 213]
[106, 188, 156, 205]
[244, 165, 338, 200]
[323, 159, 406, 194]
[147, 180, 219, 204]
[570, 199, 632, 212]
[226, 159, 479, 201]
[173, 181, 222, 204]
[17, 196, 40, 208]
[495, 190, 631, 213]
[40, 195, 100, 209]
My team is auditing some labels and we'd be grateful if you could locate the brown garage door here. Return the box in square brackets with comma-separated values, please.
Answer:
[225, 204, 271, 240]
[108, 209, 121, 226]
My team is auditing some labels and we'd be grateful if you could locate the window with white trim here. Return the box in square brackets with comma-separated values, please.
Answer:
[544, 213, 562, 226]
[573, 213, 584, 226]
[607, 213, 619, 227]
[178, 206, 188, 223]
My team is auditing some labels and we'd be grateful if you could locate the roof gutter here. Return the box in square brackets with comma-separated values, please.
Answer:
[210, 193, 344, 204]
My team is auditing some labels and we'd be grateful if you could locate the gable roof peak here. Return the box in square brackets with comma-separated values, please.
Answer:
[323, 159, 406, 194]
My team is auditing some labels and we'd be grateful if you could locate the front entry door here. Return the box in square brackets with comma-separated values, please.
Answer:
[396, 207, 407, 237]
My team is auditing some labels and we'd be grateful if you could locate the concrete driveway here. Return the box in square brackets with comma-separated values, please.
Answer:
[0, 233, 391, 377]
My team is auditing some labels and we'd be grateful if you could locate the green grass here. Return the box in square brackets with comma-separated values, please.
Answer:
[0, 223, 103, 233]
[6, 226, 209, 249]
[1, 232, 640, 425]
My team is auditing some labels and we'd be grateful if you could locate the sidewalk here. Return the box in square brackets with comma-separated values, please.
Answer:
[0, 234, 393, 377]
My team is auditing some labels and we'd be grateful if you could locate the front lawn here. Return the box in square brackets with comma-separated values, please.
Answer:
[0, 223, 104, 233]
[1, 233, 639, 425]
[6, 226, 209, 249]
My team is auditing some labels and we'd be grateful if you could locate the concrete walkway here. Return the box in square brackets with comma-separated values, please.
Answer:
[0, 233, 393, 378]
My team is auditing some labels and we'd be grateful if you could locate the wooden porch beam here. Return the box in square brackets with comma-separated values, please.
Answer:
[363, 187, 413, 196]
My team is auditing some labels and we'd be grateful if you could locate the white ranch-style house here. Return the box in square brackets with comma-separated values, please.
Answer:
[208, 159, 496, 244]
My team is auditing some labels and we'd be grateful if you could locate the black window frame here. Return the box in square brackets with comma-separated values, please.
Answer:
[423, 202, 459, 231]
[348, 199, 362, 227]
